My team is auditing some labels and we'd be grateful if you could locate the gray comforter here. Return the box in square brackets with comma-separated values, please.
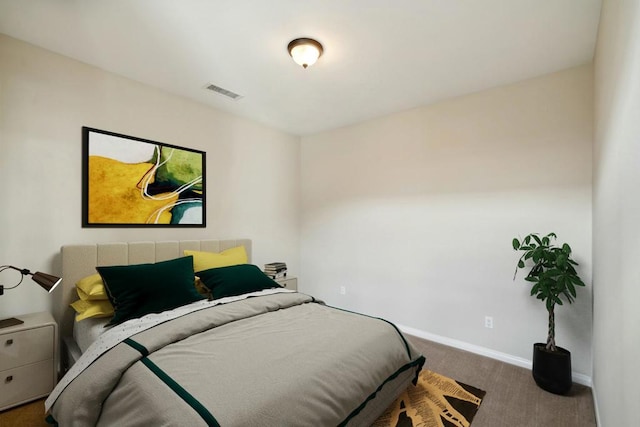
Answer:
[48, 292, 424, 426]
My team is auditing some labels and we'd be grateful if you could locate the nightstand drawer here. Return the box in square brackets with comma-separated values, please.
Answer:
[0, 325, 54, 370]
[0, 359, 54, 410]
[276, 277, 297, 291]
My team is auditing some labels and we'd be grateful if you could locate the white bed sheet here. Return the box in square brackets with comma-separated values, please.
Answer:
[72, 317, 111, 354]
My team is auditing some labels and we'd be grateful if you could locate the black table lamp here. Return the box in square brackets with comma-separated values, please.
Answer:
[0, 265, 61, 328]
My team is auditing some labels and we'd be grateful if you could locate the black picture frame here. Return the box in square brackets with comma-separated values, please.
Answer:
[82, 127, 206, 228]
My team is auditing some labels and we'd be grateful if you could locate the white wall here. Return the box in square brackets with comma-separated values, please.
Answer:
[0, 35, 300, 319]
[593, 0, 640, 425]
[301, 65, 593, 377]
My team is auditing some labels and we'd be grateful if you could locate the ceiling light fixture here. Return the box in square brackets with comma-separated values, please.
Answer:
[287, 38, 323, 69]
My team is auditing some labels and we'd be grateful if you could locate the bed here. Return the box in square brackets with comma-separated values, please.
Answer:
[47, 239, 425, 426]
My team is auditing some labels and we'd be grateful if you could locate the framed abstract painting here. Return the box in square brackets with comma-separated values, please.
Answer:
[82, 127, 206, 227]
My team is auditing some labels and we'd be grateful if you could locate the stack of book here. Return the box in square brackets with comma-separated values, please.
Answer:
[264, 262, 287, 279]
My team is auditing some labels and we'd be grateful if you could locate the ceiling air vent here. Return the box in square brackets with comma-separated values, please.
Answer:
[204, 83, 243, 100]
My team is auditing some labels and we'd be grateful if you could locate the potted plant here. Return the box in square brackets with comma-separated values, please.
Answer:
[512, 232, 585, 395]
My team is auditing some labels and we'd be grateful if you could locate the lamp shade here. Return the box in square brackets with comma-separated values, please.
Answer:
[31, 271, 62, 293]
[288, 38, 323, 69]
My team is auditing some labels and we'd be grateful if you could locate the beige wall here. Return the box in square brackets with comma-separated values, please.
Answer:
[0, 34, 300, 318]
[301, 65, 593, 378]
[593, 0, 640, 425]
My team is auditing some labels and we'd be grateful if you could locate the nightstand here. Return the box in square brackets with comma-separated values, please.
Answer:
[0, 312, 58, 411]
[275, 276, 298, 291]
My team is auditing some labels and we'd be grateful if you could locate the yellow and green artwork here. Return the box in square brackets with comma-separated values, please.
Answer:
[82, 127, 205, 227]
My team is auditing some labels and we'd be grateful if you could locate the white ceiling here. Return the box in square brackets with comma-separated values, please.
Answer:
[0, 0, 602, 136]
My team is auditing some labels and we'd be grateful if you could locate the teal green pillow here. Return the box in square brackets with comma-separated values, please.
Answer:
[197, 264, 281, 299]
[97, 256, 204, 325]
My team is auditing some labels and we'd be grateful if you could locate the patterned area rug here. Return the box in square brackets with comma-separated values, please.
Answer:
[373, 369, 486, 427]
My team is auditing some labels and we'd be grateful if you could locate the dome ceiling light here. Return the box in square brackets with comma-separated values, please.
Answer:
[287, 38, 323, 69]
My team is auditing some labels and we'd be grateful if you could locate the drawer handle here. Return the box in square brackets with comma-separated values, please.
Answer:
[5, 339, 13, 346]
[5, 375, 13, 383]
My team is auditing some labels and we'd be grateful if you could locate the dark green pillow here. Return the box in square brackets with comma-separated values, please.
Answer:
[97, 256, 204, 326]
[197, 264, 281, 300]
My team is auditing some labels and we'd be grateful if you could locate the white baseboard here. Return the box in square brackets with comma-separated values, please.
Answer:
[397, 324, 593, 387]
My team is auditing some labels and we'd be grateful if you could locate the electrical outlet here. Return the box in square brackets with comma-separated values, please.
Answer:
[484, 316, 494, 329]
[340, 286, 346, 295]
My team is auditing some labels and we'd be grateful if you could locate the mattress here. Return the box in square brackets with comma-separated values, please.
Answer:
[72, 317, 111, 353]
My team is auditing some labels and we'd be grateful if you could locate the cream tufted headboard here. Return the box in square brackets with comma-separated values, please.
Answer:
[53, 239, 252, 347]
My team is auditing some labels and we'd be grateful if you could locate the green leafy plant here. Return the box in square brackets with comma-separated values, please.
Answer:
[512, 232, 585, 352]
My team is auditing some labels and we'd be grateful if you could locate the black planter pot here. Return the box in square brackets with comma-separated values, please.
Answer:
[532, 343, 572, 395]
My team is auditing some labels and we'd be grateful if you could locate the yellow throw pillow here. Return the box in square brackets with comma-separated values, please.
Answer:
[76, 273, 108, 300]
[184, 246, 248, 273]
[70, 299, 114, 321]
